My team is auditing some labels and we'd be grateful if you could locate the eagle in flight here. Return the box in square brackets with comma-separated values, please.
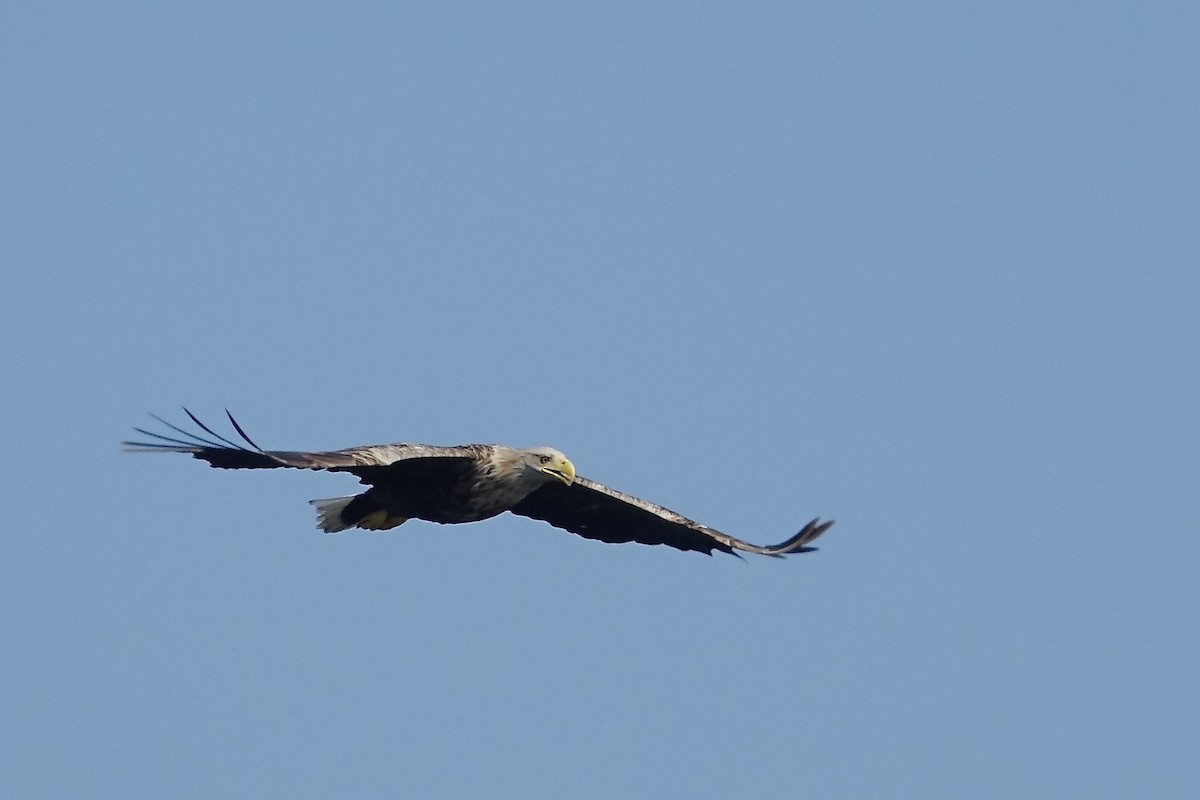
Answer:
[123, 410, 834, 558]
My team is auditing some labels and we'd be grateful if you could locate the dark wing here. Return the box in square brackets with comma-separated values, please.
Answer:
[509, 476, 833, 558]
[123, 409, 481, 484]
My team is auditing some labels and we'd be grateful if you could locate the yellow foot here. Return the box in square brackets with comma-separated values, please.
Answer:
[357, 510, 409, 531]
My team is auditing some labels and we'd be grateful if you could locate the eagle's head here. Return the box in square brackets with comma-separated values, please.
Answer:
[522, 447, 576, 486]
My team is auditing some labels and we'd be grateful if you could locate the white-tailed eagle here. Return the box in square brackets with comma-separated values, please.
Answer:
[123, 410, 834, 558]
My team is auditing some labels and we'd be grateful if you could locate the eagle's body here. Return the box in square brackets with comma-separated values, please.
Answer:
[309, 444, 574, 532]
[123, 410, 834, 558]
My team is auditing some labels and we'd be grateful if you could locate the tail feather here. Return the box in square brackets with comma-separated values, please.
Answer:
[310, 496, 355, 533]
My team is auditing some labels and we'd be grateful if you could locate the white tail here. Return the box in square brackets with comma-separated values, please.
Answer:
[309, 496, 355, 533]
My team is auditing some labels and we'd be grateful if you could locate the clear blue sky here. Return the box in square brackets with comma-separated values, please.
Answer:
[3, 1, 1197, 797]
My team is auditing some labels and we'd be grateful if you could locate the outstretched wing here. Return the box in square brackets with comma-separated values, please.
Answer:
[509, 476, 834, 557]
[122, 409, 480, 481]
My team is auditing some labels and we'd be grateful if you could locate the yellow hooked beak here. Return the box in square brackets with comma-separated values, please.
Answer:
[542, 456, 576, 486]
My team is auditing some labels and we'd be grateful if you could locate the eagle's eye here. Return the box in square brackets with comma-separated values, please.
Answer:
[539, 455, 552, 464]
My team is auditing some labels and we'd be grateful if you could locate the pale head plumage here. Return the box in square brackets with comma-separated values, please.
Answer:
[521, 446, 576, 486]
[481, 446, 576, 489]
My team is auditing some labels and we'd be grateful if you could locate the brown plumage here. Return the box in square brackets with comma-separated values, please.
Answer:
[123, 410, 834, 558]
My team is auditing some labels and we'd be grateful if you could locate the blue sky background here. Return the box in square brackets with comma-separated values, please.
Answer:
[3, 1, 1197, 797]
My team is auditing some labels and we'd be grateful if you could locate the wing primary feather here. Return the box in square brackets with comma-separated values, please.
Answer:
[120, 413, 229, 450]
[754, 518, 835, 556]
[126, 427, 210, 449]
[183, 407, 251, 452]
[225, 409, 267, 453]
[147, 412, 231, 449]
